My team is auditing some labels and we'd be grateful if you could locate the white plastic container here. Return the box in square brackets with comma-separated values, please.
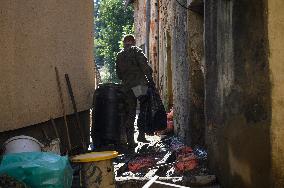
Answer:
[3, 135, 43, 154]
[131, 85, 148, 97]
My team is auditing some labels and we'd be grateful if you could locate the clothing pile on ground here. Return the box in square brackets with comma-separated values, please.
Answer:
[174, 146, 198, 173]
[167, 137, 198, 173]
[128, 155, 157, 172]
[118, 136, 201, 176]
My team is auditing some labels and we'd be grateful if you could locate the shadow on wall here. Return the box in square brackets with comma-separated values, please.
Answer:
[204, 0, 272, 187]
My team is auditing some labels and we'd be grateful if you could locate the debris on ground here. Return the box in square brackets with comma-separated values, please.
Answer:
[128, 155, 157, 172]
[175, 149, 198, 173]
[114, 135, 216, 187]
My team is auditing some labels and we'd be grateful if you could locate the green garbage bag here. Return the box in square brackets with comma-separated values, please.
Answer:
[0, 152, 73, 188]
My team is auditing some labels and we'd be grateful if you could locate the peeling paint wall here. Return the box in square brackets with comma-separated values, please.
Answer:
[204, 0, 272, 187]
[171, 0, 191, 144]
[149, 0, 159, 85]
[0, 0, 95, 132]
[134, 0, 174, 108]
[158, 0, 174, 109]
[134, 0, 191, 143]
[133, 0, 146, 49]
[187, 2, 205, 147]
[133, 0, 159, 85]
[133, 0, 205, 145]
[132, 0, 284, 186]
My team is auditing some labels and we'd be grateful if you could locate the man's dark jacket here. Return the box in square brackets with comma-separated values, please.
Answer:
[116, 46, 152, 88]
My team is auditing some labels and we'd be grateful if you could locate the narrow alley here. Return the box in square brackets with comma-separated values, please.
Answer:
[0, 0, 284, 188]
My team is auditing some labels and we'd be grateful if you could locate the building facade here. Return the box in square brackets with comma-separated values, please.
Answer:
[0, 0, 96, 150]
[129, 0, 284, 187]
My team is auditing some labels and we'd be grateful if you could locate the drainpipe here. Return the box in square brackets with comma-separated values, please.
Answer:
[146, 0, 151, 59]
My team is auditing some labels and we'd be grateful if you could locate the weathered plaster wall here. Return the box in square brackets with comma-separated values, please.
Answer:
[0, 0, 95, 132]
[187, 5, 205, 147]
[158, 0, 174, 109]
[158, 0, 205, 146]
[133, 0, 147, 49]
[135, 0, 198, 145]
[133, 0, 172, 108]
[205, 0, 272, 187]
[268, 0, 284, 186]
[134, 0, 159, 85]
[158, 0, 191, 142]
[171, 0, 191, 144]
[149, 0, 159, 85]
[133, 0, 284, 186]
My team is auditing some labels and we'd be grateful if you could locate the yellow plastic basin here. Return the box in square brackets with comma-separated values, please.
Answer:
[71, 151, 118, 163]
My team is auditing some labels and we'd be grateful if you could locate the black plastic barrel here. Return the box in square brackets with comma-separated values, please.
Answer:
[91, 83, 125, 147]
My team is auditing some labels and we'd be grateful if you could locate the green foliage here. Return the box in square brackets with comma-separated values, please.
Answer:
[119, 24, 135, 49]
[99, 65, 112, 83]
[94, 0, 134, 83]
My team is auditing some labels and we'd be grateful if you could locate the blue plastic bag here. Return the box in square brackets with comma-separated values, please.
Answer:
[0, 152, 73, 188]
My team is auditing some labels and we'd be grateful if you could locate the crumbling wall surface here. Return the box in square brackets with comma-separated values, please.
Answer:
[158, 0, 174, 109]
[187, 7, 205, 147]
[149, 0, 159, 85]
[172, 0, 191, 144]
[205, 0, 272, 187]
[133, 0, 146, 48]
[268, 0, 284, 187]
[0, 0, 95, 132]
[158, 0, 193, 145]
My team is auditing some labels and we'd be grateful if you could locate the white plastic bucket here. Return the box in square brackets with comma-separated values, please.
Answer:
[3, 135, 43, 154]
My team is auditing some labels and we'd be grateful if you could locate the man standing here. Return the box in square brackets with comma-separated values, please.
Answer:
[116, 35, 153, 149]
